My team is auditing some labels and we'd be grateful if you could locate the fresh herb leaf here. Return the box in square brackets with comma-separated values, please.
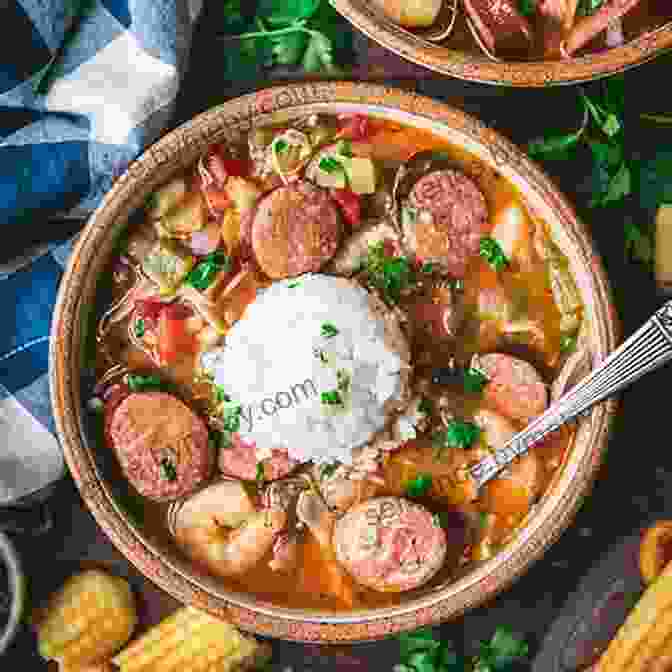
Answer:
[159, 458, 177, 482]
[320, 462, 339, 480]
[319, 156, 344, 174]
[432, 512, 450, 528]
[404, 473, 432, 498]
[321, 321, 339, 338]
[479, 512, 490, 529]
[463, 368, 489, 394]
[434, 420, 481, 451]
[518, 0, 536, 15]
[302, 29, 335, 72]
[365, 241, 415, 304]
[479, 238, 509, 271]
[275, 139, 289, 153]
[418, 397, 433, 415]
[590, 161, 631, 207]
[256, 461, 265, 485]
[134, 318, 145, 338]
[256, 0, 321, 25]
[185, 250, 232, 291]
[336, 139, 353, 157]
[577, 0, 606, 15]
[475, 627, 529, 671]
[337, 369, 350, 392]
[624, 220, 654, 264]
[126, 373, 165, 393]
[214, 385, 230, 404]
[398, 628, 441, 658]
[321, 389, 343, 406]
[420, 262, 434, 274]
[560, 333, 578, 354]
[221, 401, 242, 432]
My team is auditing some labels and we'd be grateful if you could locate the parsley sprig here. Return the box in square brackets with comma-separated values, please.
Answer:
[526, 74, 672, 267]
[185, 251, 231, 291]
[365, 241, 415, 304]
[396, 627, 529, 672]
[433, 420, 481, 455]
[218, 0, 354, 78]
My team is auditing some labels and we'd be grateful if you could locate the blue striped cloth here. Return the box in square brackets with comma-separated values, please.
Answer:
[0, 0, 200, 504]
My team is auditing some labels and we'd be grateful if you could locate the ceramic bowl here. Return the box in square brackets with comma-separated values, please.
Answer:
[333, 0, 672, 87]
[0, 531, 24, 656]
[50, 83, 619, 642]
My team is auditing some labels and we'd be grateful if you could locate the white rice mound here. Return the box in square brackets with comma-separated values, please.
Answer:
[201, 273, 411, 465]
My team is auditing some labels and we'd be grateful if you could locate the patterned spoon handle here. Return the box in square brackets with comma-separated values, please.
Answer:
[470, 300, 672, 491]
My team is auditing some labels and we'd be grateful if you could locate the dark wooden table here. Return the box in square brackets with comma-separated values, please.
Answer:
[5, 6, 672, 668]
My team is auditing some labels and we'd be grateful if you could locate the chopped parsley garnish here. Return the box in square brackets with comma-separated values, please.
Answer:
[336, 139, 353, 157]
[432, 512, 450, 528]
[365, 241, 414, 304]
[518, 0, 536, 15]
[321, 389, 343, 406]
[274, 138, 289, 153]
[319, 156, 344, 174]
[321, 321, 339, 338]
[433, 420, 481, 453]
[256, 461, 265, 485]
[420, 262, 434, 274]
[134, 318, 145, 338]
[479, 237, 509, 271]
[288, 280, 301, 288]
[221, 400, 242, 432]
[214, 385, 230, 404]
[418, 397, 433, 415]
[159, 458, 177, 481]
[479, 511, 490, 529]
[560, 333, 578, 354]
[396, 626, 529, 672]
[462, 368, 489, 394]
[336, 369, 350, 392]
[313, 347, 329, 364]
[126, 373, 165, 393]
[404, 473, 432, 498]
[185, 250, 232, 291]
[320, 462, 339, 480]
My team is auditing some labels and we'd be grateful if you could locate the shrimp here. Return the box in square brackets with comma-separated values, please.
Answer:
[168, 480, 287, 577]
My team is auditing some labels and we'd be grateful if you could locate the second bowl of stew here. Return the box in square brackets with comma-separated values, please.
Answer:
[50, 82, 619, 642]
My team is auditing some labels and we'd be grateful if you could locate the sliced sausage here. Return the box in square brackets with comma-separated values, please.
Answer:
[472, 352, 548, 425]
[108, 392, 213, 502]
[462, 0, 533, 57]
[333, 497, 447, 592]
[404, 170, 489, 278]
[251, 181, 342, 279]
[219, 434, 300, 482]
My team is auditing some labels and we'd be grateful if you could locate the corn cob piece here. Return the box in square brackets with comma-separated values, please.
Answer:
[640, 520, 672, 585]
[36, 569, 137, 669]
[112, 605, 272, 672]
[595, 560, 672, 672]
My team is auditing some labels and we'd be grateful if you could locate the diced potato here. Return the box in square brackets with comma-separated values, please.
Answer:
[221, 208, 241, 253]
[146, 177, 187, 219]
[112, 606, 271, 672]
[160, 192, 206, 235]
[225, 177, 262, 215]
[656, 204, 672, 292]
[142, 240, 194, 295]
[35, 570, 137, 669]
[344, 157, 377, 195]
[376, 0, 443, 28]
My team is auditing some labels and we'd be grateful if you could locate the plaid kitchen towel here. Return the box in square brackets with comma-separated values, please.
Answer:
[0, 0, 200, 504]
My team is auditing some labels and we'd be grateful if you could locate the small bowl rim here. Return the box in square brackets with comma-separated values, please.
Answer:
[50, 82, 620, 642]
[0, 531, 24, 656]
[333, 0, 672, 87]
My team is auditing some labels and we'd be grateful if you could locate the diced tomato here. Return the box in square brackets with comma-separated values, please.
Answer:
[336, 114, 370, 141]
[330, 188, 362, 229]
[135, 298, 166, 323]
[157, 303, 195, 365]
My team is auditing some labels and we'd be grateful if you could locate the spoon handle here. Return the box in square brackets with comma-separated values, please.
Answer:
[470, 300, 672, 490]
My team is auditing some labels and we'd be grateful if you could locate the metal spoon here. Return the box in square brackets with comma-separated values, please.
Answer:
[470, 300, 672, 490]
